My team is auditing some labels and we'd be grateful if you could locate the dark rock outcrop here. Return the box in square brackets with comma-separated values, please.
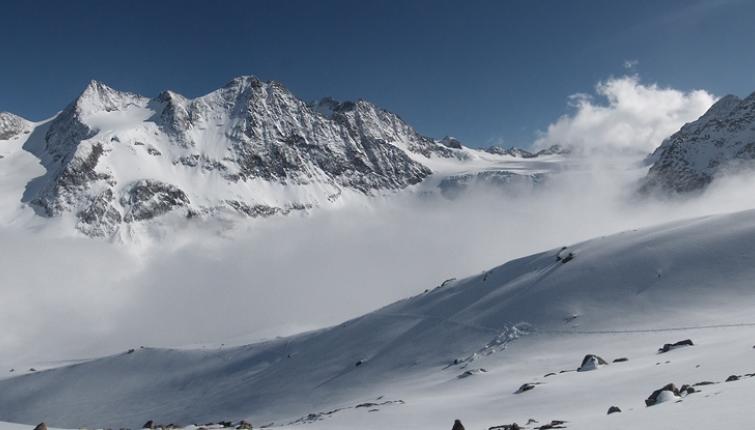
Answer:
[577, 354, 608, 371]
[488, 423, 521, 430]
[515, 383, 537, 393]
[658, 339, 694, 353]
[121, 180, 190, 222]
[645, 383, 681, 407]
[235, 420, 252, 429]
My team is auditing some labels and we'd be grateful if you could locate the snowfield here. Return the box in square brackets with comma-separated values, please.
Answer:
[3, 209, 755, 429]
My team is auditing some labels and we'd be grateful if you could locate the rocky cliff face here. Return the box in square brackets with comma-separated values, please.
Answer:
[18, 77, 467, 237]
[642, 93, 755, 194]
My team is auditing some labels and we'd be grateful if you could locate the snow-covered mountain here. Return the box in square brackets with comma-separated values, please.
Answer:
[0, 112, 30, 142]
[641, 92, 755, 193]
[3, 208, 755, 429]
[0, 78, 565, 239]
[483, 144, 569, 158]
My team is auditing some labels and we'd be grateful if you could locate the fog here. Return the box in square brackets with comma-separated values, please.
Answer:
[3, 75, 752, 370]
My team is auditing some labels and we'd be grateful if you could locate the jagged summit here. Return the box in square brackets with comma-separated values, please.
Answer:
[484, 145, 533, 158]
[483, 144, 568, 158]
[438, 136, 463, 149]
[1, 76, 571, 239]
[642, 90, 755, 194]
[14, 77, 469, 238]
[74, 80, 147, 114]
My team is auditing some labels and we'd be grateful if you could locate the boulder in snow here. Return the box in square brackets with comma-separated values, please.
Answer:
[658, 339, 694, 353]
[458, 368, 487, 378]
[577, 354, 608, 371]
[515, 383, 537, 393]
[488, 423, 521, 430]
[645, 383, 681, 407]
[235, 420, 252, 429]
[607, 406, 621, 414]
[535, 420, 567, 429]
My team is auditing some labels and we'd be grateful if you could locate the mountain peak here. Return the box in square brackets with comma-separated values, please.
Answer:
[74, 80, 145, 114]
[223, 75, 263, 90]
[438, 136, 463, 149]
[642, 88, 755, 194]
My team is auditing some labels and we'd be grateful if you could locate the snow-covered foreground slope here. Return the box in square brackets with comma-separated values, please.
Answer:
[3, 209, 755, 429]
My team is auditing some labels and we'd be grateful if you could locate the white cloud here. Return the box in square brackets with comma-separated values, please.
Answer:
[624, 59, 639, 69]
[535, 75, 716, 155]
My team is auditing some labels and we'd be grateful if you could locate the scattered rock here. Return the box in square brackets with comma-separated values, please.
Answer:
[607, 406, 621, 415]
[488, 424, 521, 430]
[29, 368, 36, 372]
[143, 421, 155, 429]
[544, 372, 557, 377]
[536, 420, 567, 429]
[577, 354, 608, 372]
[515, 383, 537, 393]
[127, 348, 135, 354]
[693, 381, 717, 386]
[355, 360, 365, 367]
[645, 383, 681, 406]
[612, 357, 628, 363]
[356, 400, 405, 409]
[658, 339, 694, 353]
[458, 368, 487, 378]
[33, 423, 48, 430]
[236, 420, 252, 429]
[679, 384, 696, 395]
[452, 419, 466, 430]
[556, 248, 575, 264]
[726, 375, 740, 382]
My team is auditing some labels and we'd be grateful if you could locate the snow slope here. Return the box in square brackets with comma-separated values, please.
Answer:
[2, 209, 755, 429]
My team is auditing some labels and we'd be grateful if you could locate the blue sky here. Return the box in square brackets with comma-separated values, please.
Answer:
[1, 0, 754, 148]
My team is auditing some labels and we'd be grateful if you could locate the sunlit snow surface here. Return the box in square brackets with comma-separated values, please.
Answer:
[2, 210, 755, 429]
